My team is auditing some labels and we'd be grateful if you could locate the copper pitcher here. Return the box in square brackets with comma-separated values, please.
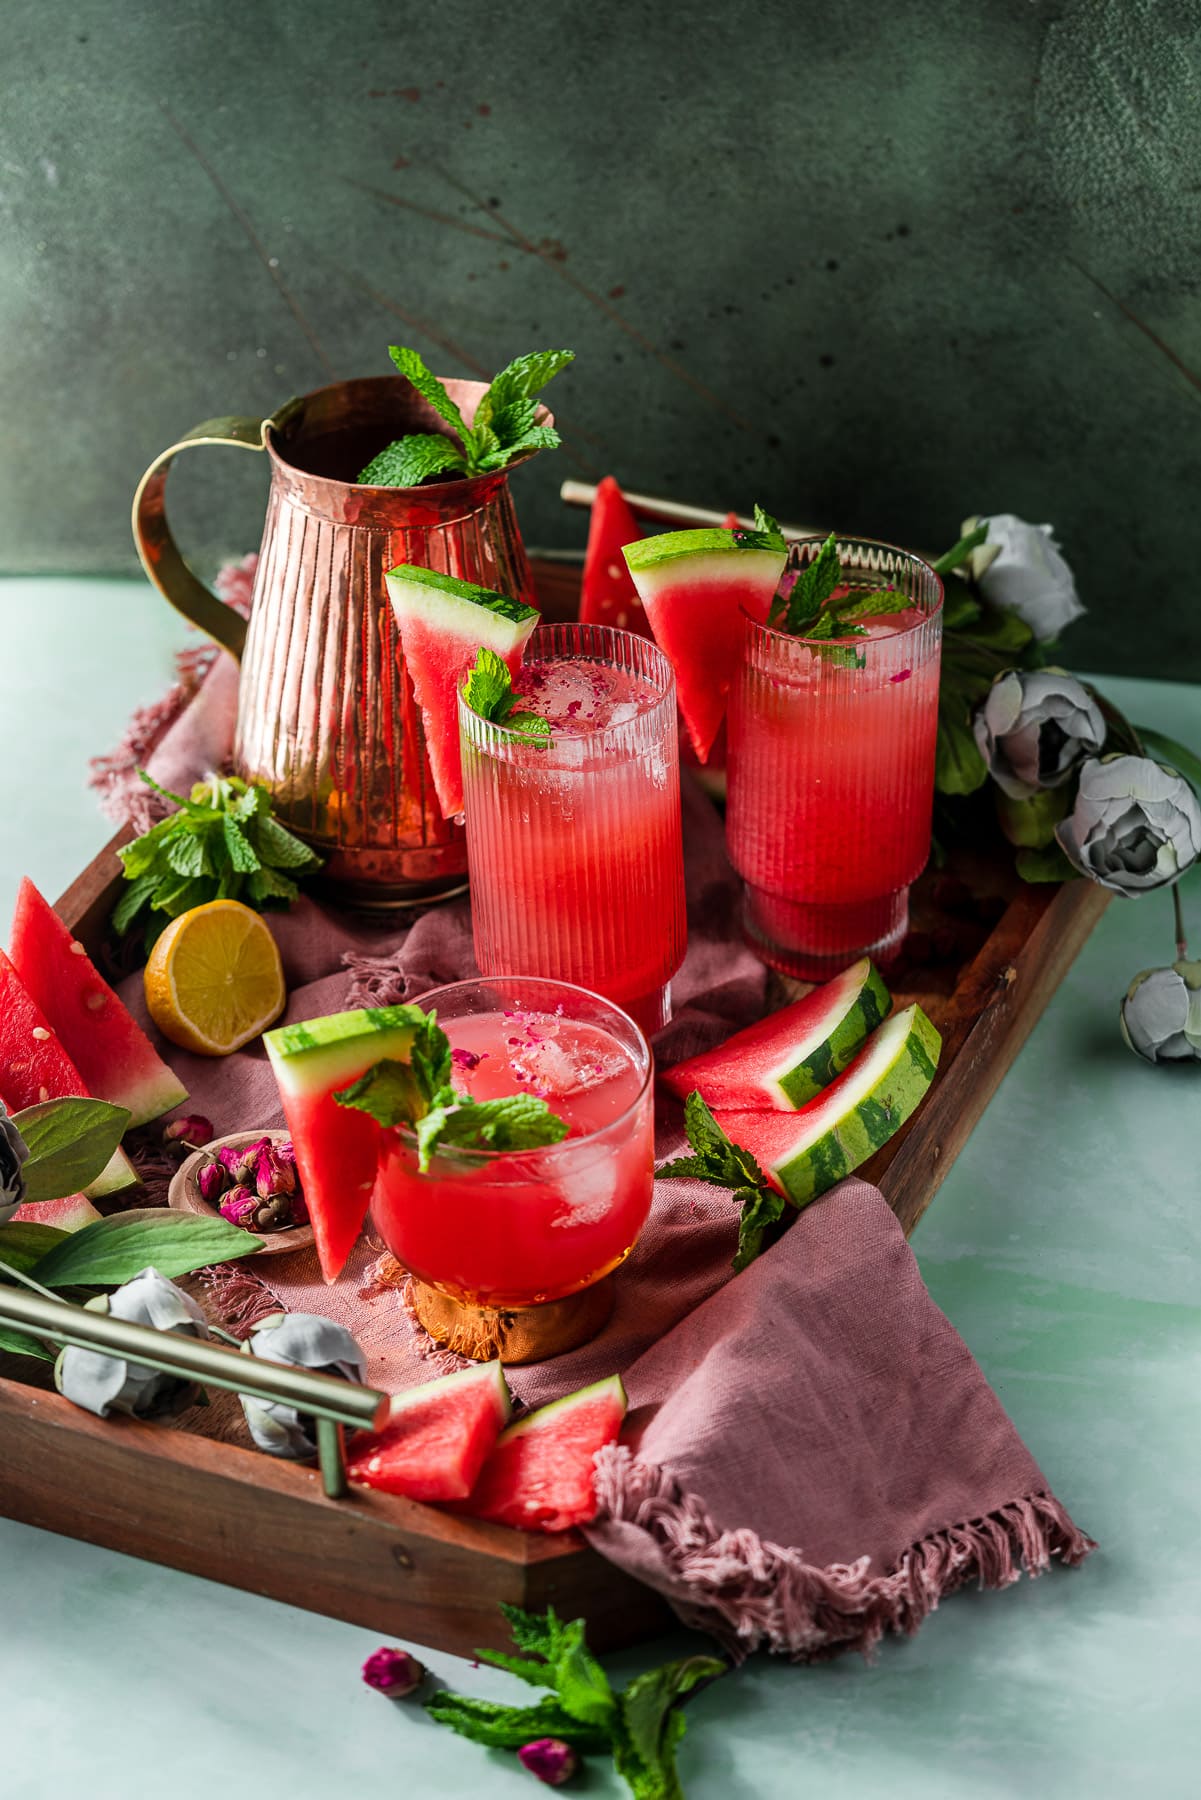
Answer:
[132, 376, 544, 907]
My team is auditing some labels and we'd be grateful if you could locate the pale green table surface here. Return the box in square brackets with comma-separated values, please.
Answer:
[1, 578, 1198, 1800]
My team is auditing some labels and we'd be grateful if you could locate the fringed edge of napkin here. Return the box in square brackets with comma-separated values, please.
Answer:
[590, 1445, 1096, 1664]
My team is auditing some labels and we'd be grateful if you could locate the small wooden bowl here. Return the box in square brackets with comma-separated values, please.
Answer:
[168, 1129, 316, 1258]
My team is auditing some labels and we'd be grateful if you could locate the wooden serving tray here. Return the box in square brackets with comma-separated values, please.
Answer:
[0, 559, 1110, 1654]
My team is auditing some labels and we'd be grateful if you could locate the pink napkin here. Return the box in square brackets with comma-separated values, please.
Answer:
[100, 583, 1093, 1660]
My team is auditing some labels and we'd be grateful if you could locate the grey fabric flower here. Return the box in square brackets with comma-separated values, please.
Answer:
[0, 1100, 29, 1223]
[1120, 962, 1201, 1063]
[240, 1311, 367, 1460]
[974, 669, 1106, 800]
[1056, 755, 1201, 894]
[55, 1268, 210, 1419]
[964, 513, 1085, 641]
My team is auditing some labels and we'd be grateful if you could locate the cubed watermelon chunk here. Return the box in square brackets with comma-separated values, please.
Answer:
[455, 1374, 627, 1533]
[662, 958, 892, 1112]
[0, 949, 135, 1197]
[579, 476, 652, 637]
[8, 878, 188, 1127]
[263, 1005, 426, 1283]
[347, 1360, 511, 1501]
[9, 1195, 103, 1232]
[711, 1004, 941, 1208]
[384, 564, 540, 820]
[624, 526, 787, 761]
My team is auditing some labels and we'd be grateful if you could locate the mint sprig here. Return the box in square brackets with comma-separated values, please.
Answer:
[658, 1092, 786, 1272]
[333, 1009, 566, 1172]
[426, 1604, 725, 1799]
[114, 772, 322, 951]
[462, 646, 550, 739]
[359, 344, 574, 486]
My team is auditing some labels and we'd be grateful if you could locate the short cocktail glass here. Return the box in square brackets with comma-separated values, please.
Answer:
[370, 975, 654, 1362]
[726, 537, 943, 980]
[459, 622, 687, 1035]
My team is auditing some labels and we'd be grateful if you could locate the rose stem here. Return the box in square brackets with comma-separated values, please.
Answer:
[1173, 883, 1189, 961]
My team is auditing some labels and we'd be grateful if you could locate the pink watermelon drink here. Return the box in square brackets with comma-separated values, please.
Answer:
[370, 977, 655, 1310]
[459, 623, 686, 1035]
[726, 538, 943, 979]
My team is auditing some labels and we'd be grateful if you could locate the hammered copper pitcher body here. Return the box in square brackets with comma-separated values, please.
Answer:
[132, 376, 541, 906]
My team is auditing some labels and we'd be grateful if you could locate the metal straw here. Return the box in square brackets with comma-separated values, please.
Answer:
[0, 1287, 389, 1499]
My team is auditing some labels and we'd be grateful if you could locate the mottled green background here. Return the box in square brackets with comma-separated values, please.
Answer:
[3, 0, 1200, 678]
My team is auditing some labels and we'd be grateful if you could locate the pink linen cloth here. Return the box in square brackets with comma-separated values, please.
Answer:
[96, 586, 1093, 1660]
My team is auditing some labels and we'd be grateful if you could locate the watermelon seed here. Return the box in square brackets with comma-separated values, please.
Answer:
[31, 1027, 50, 1041]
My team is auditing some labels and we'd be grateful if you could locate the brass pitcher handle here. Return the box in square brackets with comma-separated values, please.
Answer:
[131, 414, 270, 662]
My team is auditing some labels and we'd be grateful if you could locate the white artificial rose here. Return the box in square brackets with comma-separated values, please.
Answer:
[963, 514, 1085, 642]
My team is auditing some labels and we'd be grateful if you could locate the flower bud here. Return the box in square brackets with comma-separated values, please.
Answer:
[162, 1114, 214, 1147]
[55, 1269, 209, 1419]
[1120, 960, 1201, 1063]
[253, 1142, 297, 1199]
[517, 1739, 579, 1785]
[197, 1160, 228, 1205]
[974, 669, 1104, 800]
[219, 1185, 259, 1228]
[239, 1313, 367, 1459]
[1056, 755, 1201, 894]
[360, 1647, 426, 1698]
[0, 1099, 29, 1224]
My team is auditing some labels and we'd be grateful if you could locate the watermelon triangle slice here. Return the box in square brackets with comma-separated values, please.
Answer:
[624, 526, 787, 761]
[579, 476, 652, 637]
[347, 1360, 512, 1501]
[712, 1003, 941, 1209]
[662, 958, 892, 1112]
[455, 1373, 627, 1533]
[0, 949, 136, 1196]
[384, 564, 540, 820]
[263, 1005, 426, 1282]
[9, 878, 188, 1128]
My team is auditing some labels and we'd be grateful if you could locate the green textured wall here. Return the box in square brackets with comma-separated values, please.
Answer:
[3, 0, 1201, 679]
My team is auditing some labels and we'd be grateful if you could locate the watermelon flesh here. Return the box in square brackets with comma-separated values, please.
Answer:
[662, 958, 892, 1112]
[264, 1005, 424, 1283]
[712, 1004, 941, 1209]
[579, 476, 653, 637]
[8, 878, 187, 1127]
[347, 1360, 511, 1501]
[0, 949, 136, 1197]
[456, 1374, 627, 1533]
[384, 564, 540, 820]
[9, 1195, 102, 1232]
[624, 528, 787, 762]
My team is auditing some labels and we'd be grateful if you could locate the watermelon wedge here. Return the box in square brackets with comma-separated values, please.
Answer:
[624, 525, 787, 761]
[0, 950, 136, 1196]
[263, 1005, 425, 1283]
[8, 878, 187, 1127]
[9, 1195, 102, 1232]
[662, 958, 892, 1112]
[579, 476, 652, 637]
[712, 1004, 941, 1208]
[347, 1360, 511, 1501]
[383, 564, 540, 820]
[455, 1374, 627, 1533]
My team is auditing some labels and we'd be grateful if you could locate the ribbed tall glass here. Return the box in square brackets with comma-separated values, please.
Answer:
[726, 538, 943, 979]
[459, 623, 687, 1034]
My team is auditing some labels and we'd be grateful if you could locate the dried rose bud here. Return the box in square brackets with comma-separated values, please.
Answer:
[219, 1185, 259, 1228]
[360, 1647, 426, 1698]
[251, 1193, 295, 1232]
[253, 1142, 298, 1199]
[215, 1143, 247, 1178]
[197, 1160, 228, 1205]
[517, 1739, 579, 1785]
[162, 1114, 214, 1147]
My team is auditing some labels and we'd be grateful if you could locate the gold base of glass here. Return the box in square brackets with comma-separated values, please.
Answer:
[409, 1274, 616, 1365]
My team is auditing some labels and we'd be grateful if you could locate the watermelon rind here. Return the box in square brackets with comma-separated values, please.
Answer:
[264, 1005, 426, 1079]
[714, 1004, 941, 1209]
[384, 564, 539, 623]
[497, 1372, 627, 1444]
[348, 1359, 512, 1501]
[8, 878, 188, 1127]
[662, 958, 891, 1112]
[624, 527, 784, 568]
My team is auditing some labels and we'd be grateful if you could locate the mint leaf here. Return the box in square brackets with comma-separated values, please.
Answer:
[250, 813, 323, 871]
[462, 646, 550, 736]
[781, 532, 842, 633]
[615, 1656, 725, 1800]
[387, 345, 469, 444]
[409, 1009, 453, 1106]
[752, 503, 786, 548]
[333, 1058, 427, 1130]
[485, 423, 562, 463]
[499, 1602, 562, 1659]
[358, 434, 466, 487]
[732, 1186, 786, 1272]
[828, 586, 899, 620]
[414, 1093, 568, 1172]
[424, 1693, 611, 1754]
[481, 348, 575, 419]
[658, 1093, 785, 1271]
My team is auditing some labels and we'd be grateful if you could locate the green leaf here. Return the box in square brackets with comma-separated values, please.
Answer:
[830, 587, 902, 622]
[752, 503, 785, 548]
[116, 816, 178, 880]
[12, 1098, 132, 1202]
[500, 1602, 560, 1659]
[111, 870, 159, 934]
[0, 1220, 70, 1274]
[165, 830, 213, 879]
[358, 433, 467, 487]
[504, 711, 552, 740]
[935, 712, 990, 795]
[781, 533, 842, 634]
[614, 1656, 725, 1800]
[414, 1093, 568, 1172]
[251, 813, 323, 871]
[148, 873, 214, 918]
[0, 1324, 55, 1361]
[425, 1693, 611, 1754]
[482, 348, 575, 416]
[965, 603, 1034, 656]
[246, 865, 301, 907]
[489, 423, 561, 462]
[1135, 727, 1201, 798]
[31, 1209, 262, 1289]
[941, 581, 982, 631]
[1016, 843, 1078, 883]
[932, 520, 989, 576]
[462, 647, 550, 735]
[410, 1010, 453, 1106]
[387, 346, 470, 444]
[485, 397, 538, 445]
[333, 1058, 426, 1130]
[733, 1186, 786, 1273]
[551, 1617, 620, 1732]
[221, 814, 260, 873]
